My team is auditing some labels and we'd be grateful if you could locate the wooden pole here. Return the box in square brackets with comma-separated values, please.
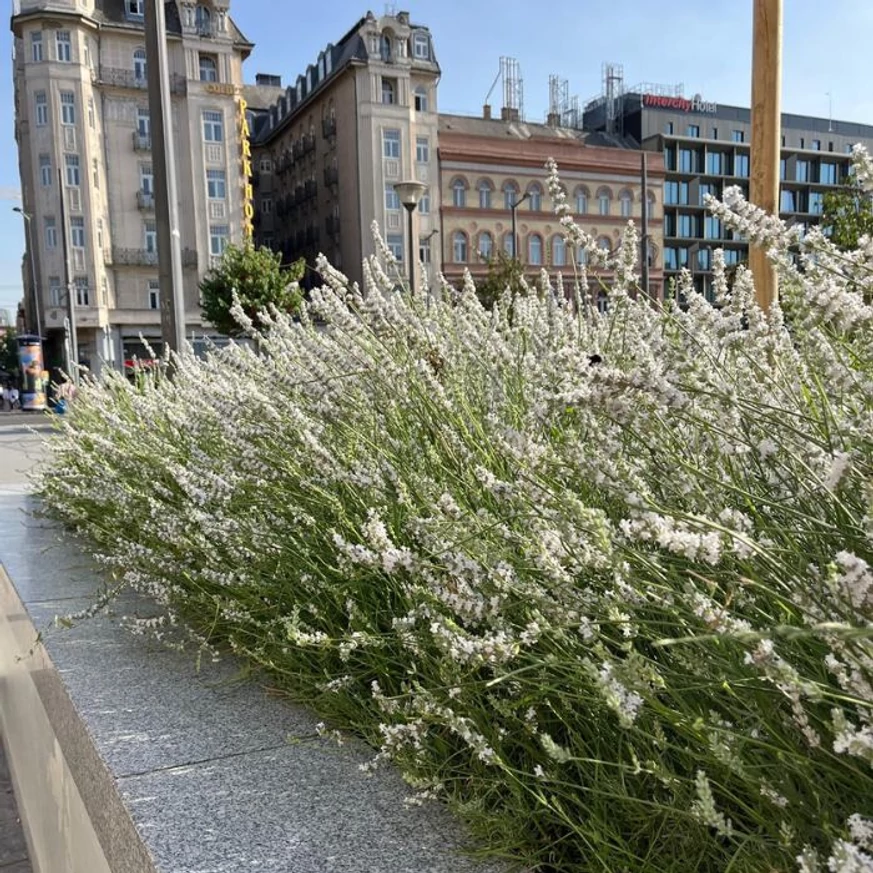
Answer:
[749, 0, 782, 312]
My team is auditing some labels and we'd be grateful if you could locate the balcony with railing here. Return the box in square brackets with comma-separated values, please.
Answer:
[112, 247, 198, 268]
[132, 131, 152, 151]
[136, 190, 155, 211]
[97, 67, 186, 95]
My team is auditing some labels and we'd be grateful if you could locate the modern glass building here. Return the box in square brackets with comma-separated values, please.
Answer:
[583, 90, 873, 298]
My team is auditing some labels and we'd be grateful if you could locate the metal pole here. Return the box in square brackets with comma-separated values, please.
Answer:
[640, 152, 650, 299]
[14, 209, 42, 337]
[145, 0, 186, 354]
[58, 168, 78, 381]
[511, 203, 517, 259]
[406, 205, 415, 296]
[749, 0, 782, 312]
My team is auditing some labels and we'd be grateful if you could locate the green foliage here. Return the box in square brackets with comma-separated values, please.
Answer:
[0, 329, 18, 375]
[822, 174, 873, 251]
[474, 251, 526, 308]
[199, 243, 304, 336]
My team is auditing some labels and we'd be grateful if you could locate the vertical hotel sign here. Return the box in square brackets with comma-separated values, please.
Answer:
[239, 97, 254, 239]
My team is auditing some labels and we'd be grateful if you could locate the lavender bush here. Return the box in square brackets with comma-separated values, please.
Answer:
[35, 150, 873, 873]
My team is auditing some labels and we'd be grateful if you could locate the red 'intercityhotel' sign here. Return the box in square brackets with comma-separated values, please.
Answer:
[643, 93, 718, 114]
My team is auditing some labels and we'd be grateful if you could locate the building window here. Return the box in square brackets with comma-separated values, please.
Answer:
[664, 247, 677, 270]
[415, 135, 429, 163]
[70, 216, 85, 249]
[93, 158, 100, 187]
[49, 278, 62, 307]
[133, 48, 147, 82]
[414, 86, 428, 112]
[88, 97, 95, 128]
[711, 127, 718, 139]
[56, 30, 72, 62]
[503, 182, 519, 211]
[379, 33, 392, 62]
[74, 276, 89, 306]
[732, 130, 744, 143]
[698, 183, 716, 206]
[39, 154, 52, 186]
[261, 197, 273, 215]
[145, 221, 157, 253]
[799, 138, 805, 149]
[386, 233, 403, 261]
[597, 236, 611, 254]
[724, 249, 740, 266]
[259, 157, 272, 173]
[820, 162, 837, 184]
[44, 217, 57, 248]
[452, 231, 468, 263]
[65, 154, 80, 187]
[527, 183, 543, 211]
[452, 178, 467, 208]
[796, 160, 809, 182]
[137, 108, 150, 137]
[619, 190, 632, 218]
[809, 191, 824, 215]
[477, 231, 493, 260]
[665, 122, 673, 135]
[734, 154, 750, 177]
[663, 147, 676, 171]
[478, 180, 492, 209]
[140, 164, 153, 194]
[664, 213, 676, 236]
[385, 183, 401, 211]
[575, 187, 588, 214]
[697, 248, 711, 270]
[687, 124, 699, 137]
[381, 78, 396, 105]
[383, 129, 400, 158]
[412, 32, 429, 59]
[35, 91, 48, 126]
[552, 235, 566, 266]
[678, 214, 695, 237]
[597, 188, 611, 215]
[206, 169, 226, 199]
[31, 31, 43, 62]
[199, 55, 218, 82]
[576, 245, 588, 266]
[202, 110, 223, 142]
[148, 280, 160, 310]
[647, 190, 656, 216]
[127, 0, 144, 15]
[707, 152, 724, 175]
[780, 158, 786, 180]
[811, 139, 821, 151]
[780, 189, 796, 213]
[195, 4, 211, 34]
[96, 218, 103, 249]
[665, 181, 678, 205]
[60, 91, 76, 125]
[209, 224, 229, 256]
[419, 235, 431, 264]
[503, 233, 515, 256]
[528, 234, 543, 265]
[679, 148, 694, 173]
[418, 188, 430, 214]
[704, 216, 722, 239]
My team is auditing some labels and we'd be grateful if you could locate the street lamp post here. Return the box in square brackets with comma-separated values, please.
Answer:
[12, 207, 42, 339]
[393, 180, 428, 295]
[510, 191, 531, 261]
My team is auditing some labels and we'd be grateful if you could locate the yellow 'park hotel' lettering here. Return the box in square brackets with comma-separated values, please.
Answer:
[239, 97, 254, 239]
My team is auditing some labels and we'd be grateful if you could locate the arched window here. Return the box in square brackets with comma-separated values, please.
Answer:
[451, 178, 467, 208]
[133, 47, 147, 81]
[503, 180, 519, 211]
[195, 4, 211, 34]
[199, 55, 217, 82]
[647, 241, 658, 268]
[527, 183, 543, 211]
[647, 190, 657, 217]
[596, 289, 609, 313]
[597, 236, 612, 253]
[575, 187, 589, 214]
[414, 86, 428, 112]
[478, 179, 493, 209]
[380, 32, 392, 62]
[503, 232, 515, 256]
[453, 230, 468, 263]
[381, 79, 395, 105]
[597, 187, 612, 216]
[619, 189, 633, 218]
[478, 231, 493, 259]
[576, 245, 588, 266]
[529, 234, 543, 265]
[552, 235, 566, 266]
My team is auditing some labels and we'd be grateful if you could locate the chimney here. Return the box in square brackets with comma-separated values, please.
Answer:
[546, 112, 560, 128]
[500, 106, 519, 122]
[397, 10, 410, 24]
[256, 73, 282, 87]
[483, 104, 492, 120]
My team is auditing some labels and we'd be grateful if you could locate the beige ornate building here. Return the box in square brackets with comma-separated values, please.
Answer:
[438, 114, 666, 300]
[11, 0, 253, 373]
[249, 10, 441, 290]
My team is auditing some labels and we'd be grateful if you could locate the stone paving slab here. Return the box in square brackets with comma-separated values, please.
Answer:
[0, 738, 32, 872]
[0, 491, 510, 873]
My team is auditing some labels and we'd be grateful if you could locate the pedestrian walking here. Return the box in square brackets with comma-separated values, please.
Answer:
[8, 387, 19, 411]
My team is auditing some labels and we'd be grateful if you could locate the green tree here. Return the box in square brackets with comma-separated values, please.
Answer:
[0, 329, 18, 376]
[822, 174, 873, 251]
[474, 251, 526, 309]
[200, 243, 304, 337]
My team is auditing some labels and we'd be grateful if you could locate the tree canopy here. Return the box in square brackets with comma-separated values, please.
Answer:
[822, 173, 873, 251]
[200, 243, 304, 337]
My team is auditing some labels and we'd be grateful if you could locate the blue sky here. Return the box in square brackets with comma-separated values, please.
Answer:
[2, 0, 873, 316]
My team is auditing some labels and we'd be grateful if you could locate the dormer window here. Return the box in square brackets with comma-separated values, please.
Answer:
[413, 32, 429, 59]
[126, 0, 143, 16]
[195, 4, 211, 35]
[380, 33, 392, 62]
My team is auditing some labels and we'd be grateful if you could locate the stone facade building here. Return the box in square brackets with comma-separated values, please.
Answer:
[11, 0, 253, 372]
